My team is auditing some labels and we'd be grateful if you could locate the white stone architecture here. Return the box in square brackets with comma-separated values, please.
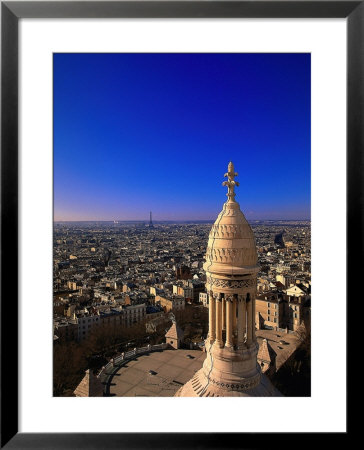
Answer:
[176, 162, 281, 396]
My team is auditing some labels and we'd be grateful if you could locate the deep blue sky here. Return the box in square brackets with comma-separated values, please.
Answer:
[54, 53, 310, 221]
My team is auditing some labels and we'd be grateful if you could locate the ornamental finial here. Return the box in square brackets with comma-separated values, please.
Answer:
[222, 161, 239, 201]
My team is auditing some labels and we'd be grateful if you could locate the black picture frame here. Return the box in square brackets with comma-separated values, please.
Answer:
[1, 1, 359, 448]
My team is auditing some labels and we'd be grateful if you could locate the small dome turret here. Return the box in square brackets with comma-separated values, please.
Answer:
[203, 162, 259, 275]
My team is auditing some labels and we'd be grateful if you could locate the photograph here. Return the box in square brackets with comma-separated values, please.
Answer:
[53, 52, 311, 398]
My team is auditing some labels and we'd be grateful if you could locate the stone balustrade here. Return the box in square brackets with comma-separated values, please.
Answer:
[97, 342, 168, 385]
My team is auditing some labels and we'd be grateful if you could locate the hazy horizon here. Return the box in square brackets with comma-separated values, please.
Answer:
[54, 217, 311, 223]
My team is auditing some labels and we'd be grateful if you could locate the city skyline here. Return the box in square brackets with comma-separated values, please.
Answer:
[54, 218, 311, 397]
[54, 218, 311, 223]
[54, 53, 311, 221]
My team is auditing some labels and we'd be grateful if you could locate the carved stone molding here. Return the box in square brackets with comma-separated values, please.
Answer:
[207, 277, 256, 289]
[205, 247, 257, 265]
[209, 223, 255, 240]
[209, 372, 261, 391]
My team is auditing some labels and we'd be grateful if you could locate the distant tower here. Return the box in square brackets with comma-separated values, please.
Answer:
[175, 162, 281, 397]
[149, 211, 154, 228]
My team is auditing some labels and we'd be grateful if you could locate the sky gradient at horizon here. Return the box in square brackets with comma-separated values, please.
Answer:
[54, 53, 311, 221]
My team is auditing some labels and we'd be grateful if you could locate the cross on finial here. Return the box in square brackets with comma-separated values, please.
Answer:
[222, 161, 239, 201]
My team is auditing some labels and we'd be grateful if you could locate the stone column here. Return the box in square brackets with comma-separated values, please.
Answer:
[246, 294, 253, 346]
[225, 297, 233, 347]
[232, 295, 237, 338]
[237, 296, 244, 347]
[208, 291, 216, 343]
[252, 291, 256, 342]
[242, 296, 247, 343]
[215, 295, 223, 347]
[222, 298, 226, 331]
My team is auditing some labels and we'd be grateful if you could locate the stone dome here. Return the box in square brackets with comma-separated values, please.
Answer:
[203, 162, 259, 276]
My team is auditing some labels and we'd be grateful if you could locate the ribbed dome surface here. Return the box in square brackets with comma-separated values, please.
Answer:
[203, 162, 258, 275]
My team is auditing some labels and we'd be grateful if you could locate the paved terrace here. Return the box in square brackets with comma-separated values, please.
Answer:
[107, 330, 300, 397]
[108, 349, 206, 397]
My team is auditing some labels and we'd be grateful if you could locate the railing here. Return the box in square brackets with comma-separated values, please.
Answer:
[97, 343, 168, 389]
